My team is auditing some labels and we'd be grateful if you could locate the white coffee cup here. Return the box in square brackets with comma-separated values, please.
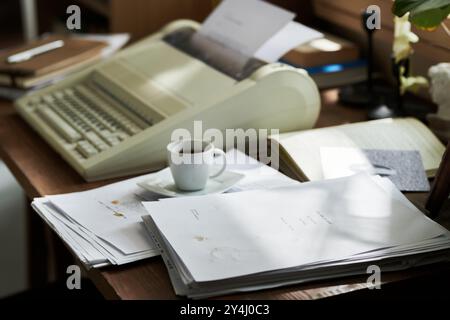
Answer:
[167, 139, 227, 191]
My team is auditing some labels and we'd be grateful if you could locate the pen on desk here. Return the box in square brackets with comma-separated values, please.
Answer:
[6, 40, 65, 64]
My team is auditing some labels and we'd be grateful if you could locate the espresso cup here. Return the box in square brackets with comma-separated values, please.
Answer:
[167, 139, 227, 191]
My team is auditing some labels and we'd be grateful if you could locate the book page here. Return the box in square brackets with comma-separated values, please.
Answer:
[273, 118, 445, 181]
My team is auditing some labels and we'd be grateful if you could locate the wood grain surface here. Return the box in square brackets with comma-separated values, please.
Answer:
[1, 90, 449, 300]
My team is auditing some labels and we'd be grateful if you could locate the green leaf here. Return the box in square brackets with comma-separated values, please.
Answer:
[393, 0, 450, 29]
[393, 0, 424, 17]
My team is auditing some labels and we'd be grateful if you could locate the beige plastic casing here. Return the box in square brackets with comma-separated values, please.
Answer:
[15, 20, 321, 181]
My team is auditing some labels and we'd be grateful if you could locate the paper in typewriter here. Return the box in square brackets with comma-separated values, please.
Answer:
[199, 0, 295, 57]
[168, 0, 322, 79]
[143, 174, 447, 282]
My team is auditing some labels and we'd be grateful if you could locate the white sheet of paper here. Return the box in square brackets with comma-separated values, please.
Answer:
[223, 149, 299, 191]
[44, 149, 295, 257]
[320, 147, 374, 179]
[47, 199, 155, 263]
[199, 0, 295, 56]
[143, 174, 446, 282]
[47, 176, 161, 255]
[255, 21, 323, 62]
[32, 199, 109, 266]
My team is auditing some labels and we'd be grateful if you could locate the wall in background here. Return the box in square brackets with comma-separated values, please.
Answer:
[0, 161, 27, 298]
[36, 0, 217, 42]
[32, 0, 319, 43]
[0, 0, 23, 47]
[312, 0, 450, 90]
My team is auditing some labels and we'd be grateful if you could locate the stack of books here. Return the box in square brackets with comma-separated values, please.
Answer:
[282, 32, 367, 89]
[0, 33, 129, 100]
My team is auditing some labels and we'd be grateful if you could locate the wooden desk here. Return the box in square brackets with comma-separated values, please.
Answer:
[1, 90, 449, 299]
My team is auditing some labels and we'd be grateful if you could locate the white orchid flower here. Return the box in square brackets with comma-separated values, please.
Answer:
[400, 74, 428, 94]
[393, 13, 419, 63]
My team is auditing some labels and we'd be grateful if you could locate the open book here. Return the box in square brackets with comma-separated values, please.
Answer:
[269, 118, 446, 181]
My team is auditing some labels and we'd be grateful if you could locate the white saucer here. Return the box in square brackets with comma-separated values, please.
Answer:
[137, 170, 245, 197]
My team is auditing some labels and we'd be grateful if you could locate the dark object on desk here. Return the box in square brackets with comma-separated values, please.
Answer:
[338, 11, 431, 121]
[364, 149, 430, 192]
[426, 144, 450, 218]
[360, 9, 398, 120]
[338, 81, 391, 108]
[301, 60, 367, 90]
[368, 52, 433, 120]
[339, 10, 395, 117]
[366, 57, 403, 120]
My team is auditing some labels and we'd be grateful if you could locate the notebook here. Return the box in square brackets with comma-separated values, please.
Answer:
[269, 118, 446, 182]
[0, 36, 106, 88]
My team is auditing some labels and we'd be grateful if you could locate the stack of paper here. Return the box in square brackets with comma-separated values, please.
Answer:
[31, 150, 298, 268]
[142, 174, 450, 298]
[33, 177, 161, 268]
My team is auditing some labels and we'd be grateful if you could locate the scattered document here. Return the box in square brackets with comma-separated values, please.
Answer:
[31, 149, 297, 268]
[255, 21, 323, 62]
[199, 0, 295, 57]
[142, 174, 450, 298]
[34, 176, 162, 266]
